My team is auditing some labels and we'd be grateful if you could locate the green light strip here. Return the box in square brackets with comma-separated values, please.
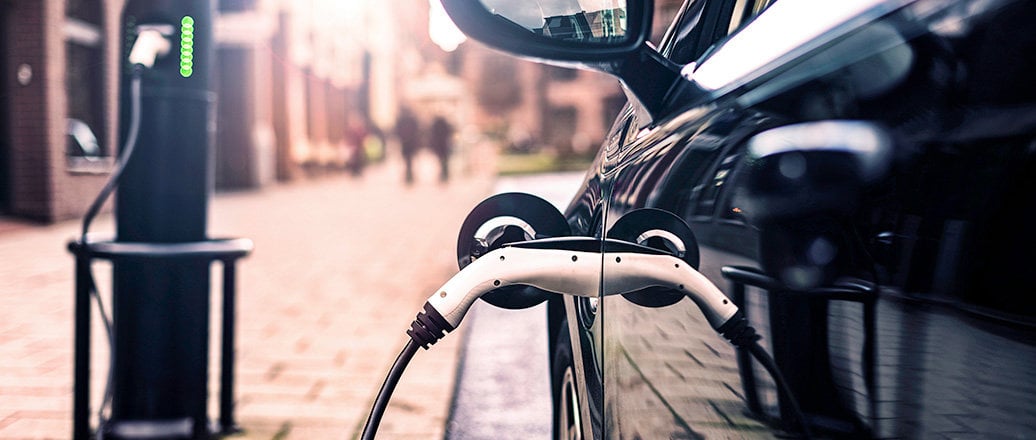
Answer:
[180, 16, 194, 77]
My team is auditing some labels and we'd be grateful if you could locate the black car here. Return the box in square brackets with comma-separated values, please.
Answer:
[442, 0, 1036, 438]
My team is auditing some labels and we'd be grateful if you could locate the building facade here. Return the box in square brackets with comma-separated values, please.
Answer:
[1, 0, 123, 222]
[0, 0, 415, 222]
[214, 0, 402, 186]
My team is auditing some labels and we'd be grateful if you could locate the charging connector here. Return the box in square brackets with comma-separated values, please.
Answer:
[414, 238, 739, 346]
[128, 25, 174, 69]
[363, 237, 811, 439]
[363, 238, 746, 439]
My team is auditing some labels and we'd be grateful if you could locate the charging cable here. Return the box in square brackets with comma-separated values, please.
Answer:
[82, 25, 174, 239]
[78, 26, 171, 437]
[78, 68, 140, 435]
[361, 238, 812, 439]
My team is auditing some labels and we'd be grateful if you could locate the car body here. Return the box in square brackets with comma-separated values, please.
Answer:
[443, 0, 1036, 438]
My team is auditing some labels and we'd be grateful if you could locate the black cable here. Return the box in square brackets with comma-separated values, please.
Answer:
[78, 67, 144, 435]
[361, 339, 421, 440]
[747, 340, 813, 440]
[361, 304, 451, 438]
[720, 314, 811, 439]
[81, 68, 142, 240]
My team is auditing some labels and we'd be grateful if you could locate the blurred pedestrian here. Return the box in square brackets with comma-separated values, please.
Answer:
[395, 106, 420, 184]
[429, 115, 454, 183]
[344, 114, 368, 177]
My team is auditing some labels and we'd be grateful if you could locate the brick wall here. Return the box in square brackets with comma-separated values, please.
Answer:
[1, 0, 416, 222]
[3, 0, 116, 223]
[6, 0, 55, 220]
[2, 1, 150, 221]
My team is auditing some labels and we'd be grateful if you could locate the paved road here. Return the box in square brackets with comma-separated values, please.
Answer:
[0, 152, 495, 439]
[445, 172, 586, 440]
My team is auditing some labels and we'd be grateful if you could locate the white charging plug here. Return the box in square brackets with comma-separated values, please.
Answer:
[128, 25, 175, 69]
[409, 239, 741, 348]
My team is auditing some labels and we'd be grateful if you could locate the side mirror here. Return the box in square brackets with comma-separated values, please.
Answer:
[440, 0, 649, 62]
[439, 0, 689, 122]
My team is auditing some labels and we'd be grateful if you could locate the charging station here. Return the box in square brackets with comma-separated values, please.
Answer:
[68, 0, 253, 438]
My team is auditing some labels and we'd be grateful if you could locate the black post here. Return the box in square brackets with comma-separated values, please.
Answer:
[73, 254, 91, 440]
[219, 261, 238, 434]
[111, 1, 215, 438]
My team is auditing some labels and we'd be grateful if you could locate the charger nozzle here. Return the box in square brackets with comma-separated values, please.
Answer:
[128, 25, 174, 69]
[413, 238, 742, 348]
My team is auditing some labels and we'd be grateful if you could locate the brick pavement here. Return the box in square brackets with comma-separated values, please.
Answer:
[0, 152, 496, 439]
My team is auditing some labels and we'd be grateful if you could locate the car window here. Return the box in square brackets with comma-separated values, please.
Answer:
[692, 0, 907, 92]
[662, 0, 777, 65]
[728, 0, 776, 33]
[604, 103, 636, 156]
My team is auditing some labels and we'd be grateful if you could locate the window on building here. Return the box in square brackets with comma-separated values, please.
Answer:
[602, 94, 627, 132]
[0, 12, 9, 210]
[304, 68, 316, 141]
[65, 0, 101, 24]
[544, 105, 578, 152]
[477, 56, 522, 113]
[546, 65, 579, 81]
[446, 50, 463, 76]
[219, 0, 257, 13]
[65, 0, 106, 166]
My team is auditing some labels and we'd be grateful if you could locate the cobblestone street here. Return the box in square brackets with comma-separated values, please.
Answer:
[0, 153, 495, 439]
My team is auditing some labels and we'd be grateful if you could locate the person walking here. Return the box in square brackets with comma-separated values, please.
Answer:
[429, 115, 454, 183]
[344, 114, 368, 177]
[395, 106, 421, 184]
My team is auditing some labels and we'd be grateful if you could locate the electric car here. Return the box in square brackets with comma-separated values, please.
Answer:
[442, 0, 1036, 438]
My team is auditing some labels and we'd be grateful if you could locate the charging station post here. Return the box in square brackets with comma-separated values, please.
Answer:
[102, 0, 218, 438]
[114, 0, 213, 437]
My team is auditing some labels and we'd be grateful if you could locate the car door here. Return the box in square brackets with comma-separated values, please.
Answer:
[597, 0, 887, 436]
[597, 1, 783, 438]
[597, 0, 1036, 438]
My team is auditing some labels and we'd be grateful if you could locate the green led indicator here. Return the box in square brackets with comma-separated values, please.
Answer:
[179, 16, 195, 77]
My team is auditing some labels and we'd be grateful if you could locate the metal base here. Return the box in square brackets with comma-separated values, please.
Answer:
[69, 235, 253, 440]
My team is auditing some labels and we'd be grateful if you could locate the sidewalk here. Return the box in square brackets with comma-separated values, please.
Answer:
[0, 152, 496, 439]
